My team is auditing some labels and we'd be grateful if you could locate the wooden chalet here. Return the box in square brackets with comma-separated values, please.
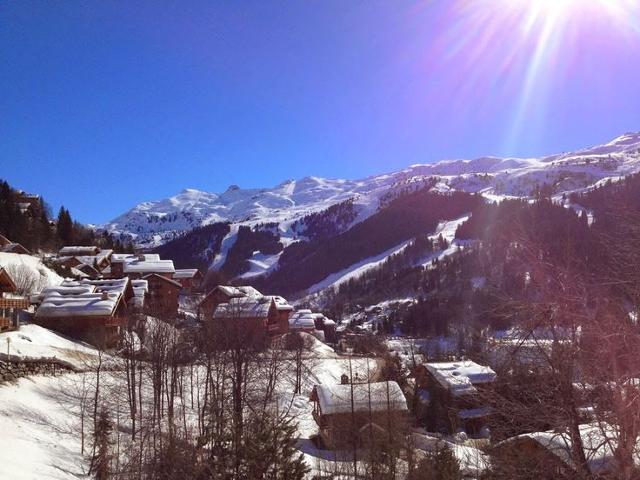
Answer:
[173, 268, 203, 293]
[35, 278, 134, 345]
[142, 273, 181, 317]
[492, 423, 623, 479]
[16, 191, 40, 217]
[109, 253, 175, 279]
[415, 361, 496, 436]
[309, 381, 409, 449]
[0, 268, 29, 331]
[211, 293, 293, 337]
[0, 235, 30, 255]
[198, 285, 262, 320]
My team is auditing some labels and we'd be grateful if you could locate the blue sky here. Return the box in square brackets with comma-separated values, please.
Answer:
[1, 1, 639, 223]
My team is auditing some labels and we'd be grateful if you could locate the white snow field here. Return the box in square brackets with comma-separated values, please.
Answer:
[0, 324, 102, 368]
[0, 375, 90, 480]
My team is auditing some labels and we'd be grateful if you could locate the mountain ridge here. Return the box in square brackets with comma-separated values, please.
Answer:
[104, 131, 640, 249]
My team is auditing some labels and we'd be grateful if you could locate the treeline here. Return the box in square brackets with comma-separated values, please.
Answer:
[255, 189, 481, 296]
[291, 197, 358, 241]
[152, 222, 231, 270]
[320, 196, 598, 337]
[0, 179, 122, 252]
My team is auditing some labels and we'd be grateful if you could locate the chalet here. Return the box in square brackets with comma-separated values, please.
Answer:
[0, 268, 30, 331]
[15, 191, 40, 216]
[212, 294, 293, 337]
[35, 278, 134, 345]
[142, 273, 181, 317]
[0, 235, 30, 255]
[415, 361, 496, 436]
[55, 247, 114, 276]
[0, 243, 31, 255]
[288, 309, 317, 333]
[309, 381, 409, 449]
[198, 285, 262, 320]
[172, 268, 203, 293]
[110, 253, 175, 279]
[289, 309, 338, 343]
[492, 423, 629, 478]
[75, 262, 102, 279]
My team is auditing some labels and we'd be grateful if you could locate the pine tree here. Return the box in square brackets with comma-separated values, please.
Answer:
[56, 206, 73, 245]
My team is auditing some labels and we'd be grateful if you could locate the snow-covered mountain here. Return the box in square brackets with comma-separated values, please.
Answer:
[104, 132, 640, 250]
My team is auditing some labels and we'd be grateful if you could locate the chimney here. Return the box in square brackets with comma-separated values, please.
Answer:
[101, 291, 109, 300]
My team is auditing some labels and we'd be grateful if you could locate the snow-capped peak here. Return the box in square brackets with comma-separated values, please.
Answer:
[103, 131, 640, 248]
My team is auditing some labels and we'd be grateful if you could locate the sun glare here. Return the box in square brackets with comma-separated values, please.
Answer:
[420, 0, 640, 151]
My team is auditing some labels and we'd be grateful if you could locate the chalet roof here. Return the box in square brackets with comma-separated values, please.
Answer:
[216, 285, 262, 298]
[311, 382, 408, 415]
[142, 273, 182, 288]
[425, 361, 496, 396]
[36, 278, 130, 318]
[0, 243, 30, 255]
[213, 296, 274, 319]
[498, 423, 639, 475]
[59, 246, 100, 256]
[74, 249, 113, 267]
[123, 257, 175, 274]
[289, 310, 317, 330]
[173, 268, 200, 279]
[0, 234, 11, 246]
[0, 268, 17, 293]
[272, 295, 294, 311]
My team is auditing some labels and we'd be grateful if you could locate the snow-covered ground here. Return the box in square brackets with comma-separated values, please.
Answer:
[0, 324, 106, 368]
[0, 327, 382, 480]
[0, 374, 89, 480]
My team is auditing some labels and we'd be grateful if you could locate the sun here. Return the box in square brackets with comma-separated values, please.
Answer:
[418, 0, 640, 151]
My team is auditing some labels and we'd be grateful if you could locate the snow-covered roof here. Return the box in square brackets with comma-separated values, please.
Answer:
[499, 423, 637, 475]
[123, 258, 175, 274]
[213, 296, 274, 319]
[272, 295, 293, 311]
[215, 285, 262, 298]
[425, 361, 496, 396]
[59, 246, 99, 256]
[142, 273, 182, 288]
[36, 278, 129, 318]
[312, 381, 408, 415]
[131, 279, 148, 292]
[0, 243, 29, 254]
[289, 310, 317, 330]
[173, 268, 199, 279]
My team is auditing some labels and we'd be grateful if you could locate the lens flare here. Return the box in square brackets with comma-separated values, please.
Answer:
[413, 0, 640, 153]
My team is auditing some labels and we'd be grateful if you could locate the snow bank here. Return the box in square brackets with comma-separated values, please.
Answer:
[0, 324, 103, 368]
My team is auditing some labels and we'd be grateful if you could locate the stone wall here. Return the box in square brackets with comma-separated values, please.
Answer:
[0, 359, 74, 384]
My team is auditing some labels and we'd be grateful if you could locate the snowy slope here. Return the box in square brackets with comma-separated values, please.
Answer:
[0, 324, 104, 368]
[104, 132, 640, 249]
